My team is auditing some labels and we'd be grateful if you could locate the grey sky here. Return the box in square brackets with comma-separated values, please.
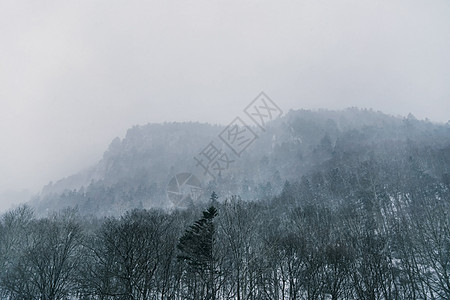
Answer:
[1, 0, 449, 208]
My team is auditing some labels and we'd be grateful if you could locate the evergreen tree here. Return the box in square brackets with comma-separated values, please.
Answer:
[177, 205, 218, 299]
[210, 191, 219, 203]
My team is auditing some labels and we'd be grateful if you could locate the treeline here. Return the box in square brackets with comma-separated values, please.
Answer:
[3, 109, 448, 299]
[33, 109, 450, 216]
[1, 183, 448, 300]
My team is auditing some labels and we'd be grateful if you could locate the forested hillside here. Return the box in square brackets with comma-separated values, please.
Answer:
[1, 108, 449, 299]
[1, 188, 448, 299]
[31, 108, 450, 216]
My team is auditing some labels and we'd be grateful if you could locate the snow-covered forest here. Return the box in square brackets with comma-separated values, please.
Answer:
[1, 0, 449, 299]
[1, 109, 449, 299]
[0, 187, 448, 299]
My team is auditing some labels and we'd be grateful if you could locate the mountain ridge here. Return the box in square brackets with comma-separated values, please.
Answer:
[31, 108, 450, 216]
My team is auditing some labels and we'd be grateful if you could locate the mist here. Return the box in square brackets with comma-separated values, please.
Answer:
[1, 0, 449, 210]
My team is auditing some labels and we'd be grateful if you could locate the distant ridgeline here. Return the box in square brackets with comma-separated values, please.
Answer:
[31, 108, 450, 216]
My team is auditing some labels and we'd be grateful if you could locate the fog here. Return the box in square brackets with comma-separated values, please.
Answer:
[0, 0, 449, 210]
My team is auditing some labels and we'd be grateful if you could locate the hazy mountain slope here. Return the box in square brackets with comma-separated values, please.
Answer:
[31, 109, 450, 216]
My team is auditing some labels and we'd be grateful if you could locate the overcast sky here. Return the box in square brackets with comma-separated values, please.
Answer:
[0, 0, 449, 207]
